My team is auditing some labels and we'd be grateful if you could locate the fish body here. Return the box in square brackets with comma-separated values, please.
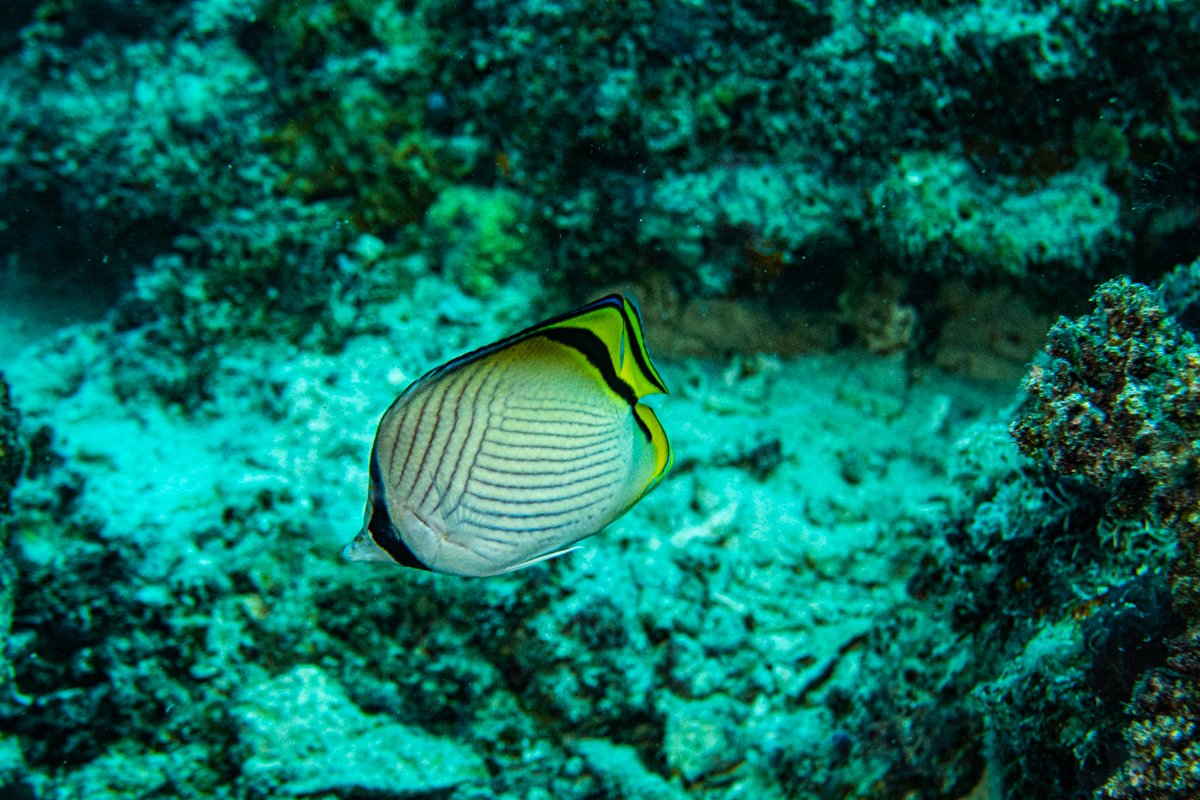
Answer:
[344, 294, 671, 577]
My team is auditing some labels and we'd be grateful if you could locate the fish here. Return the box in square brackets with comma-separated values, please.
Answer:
[343, 294, 672, 577]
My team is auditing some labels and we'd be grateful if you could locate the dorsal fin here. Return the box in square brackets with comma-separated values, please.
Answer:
[401, 294, 670, 400]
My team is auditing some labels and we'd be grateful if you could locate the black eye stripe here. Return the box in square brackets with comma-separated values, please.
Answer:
[367, 446, 430, 571]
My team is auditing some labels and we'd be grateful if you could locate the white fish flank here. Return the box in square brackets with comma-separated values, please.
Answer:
[377, 342, 646, 574]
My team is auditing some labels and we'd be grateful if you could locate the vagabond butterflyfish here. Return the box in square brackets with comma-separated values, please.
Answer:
[343, 294, 672, 577]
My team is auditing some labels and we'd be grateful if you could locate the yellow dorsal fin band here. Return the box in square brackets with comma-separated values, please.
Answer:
[406, 295, 668, 404]
[616, 296, 669, 398]
[531, 295, 667, 400]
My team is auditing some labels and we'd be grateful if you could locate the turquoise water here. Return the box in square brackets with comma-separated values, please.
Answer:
[1, 1, 1198, 798]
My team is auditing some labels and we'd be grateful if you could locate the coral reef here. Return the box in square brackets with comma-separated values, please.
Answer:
[110, 198, 366, 406]
[235, 666, 486, 796]
[0, 376, 20, 515]
[3, 10, 278, 291]
[1159, 255, 1200, 332]
[639, 163, 854, 295]
[1010, 271, 1200, 799]
[871, 152, 1120, 279]
[424, 185, 535, 296]
[893, 416, 1178, 799]
[2, 309, 1022, 798]
[1011, 276, 1200, 613]
[3, 0, 1197, 343]
[0, 374, 23, 794]
[1, 0, 1199, 798]
[1098, 665, 1200, 800]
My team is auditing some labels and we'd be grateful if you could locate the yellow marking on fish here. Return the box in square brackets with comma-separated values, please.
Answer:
[343, 294, 671, 577]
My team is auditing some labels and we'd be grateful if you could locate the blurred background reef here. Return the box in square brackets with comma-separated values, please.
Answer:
[0, 0, 1199, 798]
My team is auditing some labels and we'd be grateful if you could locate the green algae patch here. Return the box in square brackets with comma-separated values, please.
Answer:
[424, 185, 538, 297]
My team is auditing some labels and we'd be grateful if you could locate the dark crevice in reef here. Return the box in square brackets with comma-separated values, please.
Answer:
[0, 188, 177, 317]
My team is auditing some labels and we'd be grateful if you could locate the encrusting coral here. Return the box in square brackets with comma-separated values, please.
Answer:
[1011, 271, 1200, 799]
[1011, 275, 1200, 615]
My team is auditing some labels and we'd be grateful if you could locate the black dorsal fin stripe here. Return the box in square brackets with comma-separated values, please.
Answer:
[613, 299, 669, 395]
[538, 327, 653, 442]
[398, 296, 630, 398]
